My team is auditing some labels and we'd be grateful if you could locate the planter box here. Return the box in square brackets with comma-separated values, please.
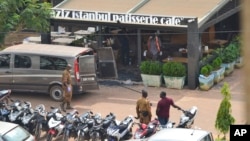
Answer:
[235, 57, 244, 68]
[211, 67, 225, 84]
[199, 74, 214, 91]
[141, 74, 162, 87]
[221, 62, 235, 76]
[163, 76, 186, 89]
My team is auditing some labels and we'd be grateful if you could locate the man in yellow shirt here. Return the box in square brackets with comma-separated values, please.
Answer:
[136, 90, 152, 124]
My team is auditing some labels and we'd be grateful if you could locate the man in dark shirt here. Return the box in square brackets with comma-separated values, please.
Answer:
[156, 91, 181, 126]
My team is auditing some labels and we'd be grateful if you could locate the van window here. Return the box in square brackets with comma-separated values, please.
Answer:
[40, 56, 67, 70]
[14, 55, 31, 68]
[0, 54, 11, 69]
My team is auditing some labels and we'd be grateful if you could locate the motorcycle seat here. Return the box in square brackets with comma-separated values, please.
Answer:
[118, 124, 128, 133]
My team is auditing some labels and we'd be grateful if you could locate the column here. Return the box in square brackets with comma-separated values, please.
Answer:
[187, 18, 200, 89]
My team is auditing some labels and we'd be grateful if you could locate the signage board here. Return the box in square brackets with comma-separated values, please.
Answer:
[51, 8, 195, 26]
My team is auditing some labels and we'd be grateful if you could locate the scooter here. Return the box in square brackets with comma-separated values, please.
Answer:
[20, 101, 37, 134]
[75, 111, 94, 141]
[89, 112, 116, 141]
[107, 115, 134, 141]
[133, 118, 160, 139]
[46, 109, 65, 141]
[0, 89, 11, 104]
[176, 106, 198, 128]
[8, 99, 24, 125]
[62, 109, 79, 141]
[33, 104, 47, 140]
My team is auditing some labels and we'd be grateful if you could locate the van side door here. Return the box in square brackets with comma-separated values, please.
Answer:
[0, 53, 12, 89]
[11, 54, 34, 91]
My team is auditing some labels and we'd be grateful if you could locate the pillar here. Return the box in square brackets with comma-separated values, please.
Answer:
[137, 29, 142, 65]
[187, 18, 200, 89]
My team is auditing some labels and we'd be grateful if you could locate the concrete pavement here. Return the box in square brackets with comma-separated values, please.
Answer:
[90, 67, 246, 140]
[120, 69, 246, 137]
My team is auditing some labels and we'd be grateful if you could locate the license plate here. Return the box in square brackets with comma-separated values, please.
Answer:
[82, 77, 95, 81]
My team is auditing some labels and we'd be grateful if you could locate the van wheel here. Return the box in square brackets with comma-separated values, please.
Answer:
[49, 85, 63, 101]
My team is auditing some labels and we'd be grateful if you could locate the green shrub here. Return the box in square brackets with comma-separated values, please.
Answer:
[200, 64, 213, 76]
[221, 43, 238, 63]
[140, 61, 162, 75]
[211, 57, 222, 70]
[162, 62, 186, 77]
[140, 61, 150, 74]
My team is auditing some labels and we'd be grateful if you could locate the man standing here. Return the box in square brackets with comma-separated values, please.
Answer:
[147, 32, 161, 61]
[60, 64, 73, 112]
[156, 91, 181, 126]
[136, 90, 152, 124]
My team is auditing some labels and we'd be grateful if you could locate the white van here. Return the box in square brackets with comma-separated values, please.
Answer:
[147, 128, 214, 141]
[0, 44, 117, 101]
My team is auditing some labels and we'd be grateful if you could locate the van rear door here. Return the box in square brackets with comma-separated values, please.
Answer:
[78, 55, 99, 90]
[96, 47, 118, 79]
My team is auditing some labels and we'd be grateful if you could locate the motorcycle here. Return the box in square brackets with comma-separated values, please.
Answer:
[0, 89, 11, 104]
[89, 112, 116, 141]
[62, 109, 79, 141]
[133, 118, 160, 139]
[88, 112, 103, 141]
[8, 99, 24, 125]
[75, 111, 94, 141]
[0, 102, 10, 122]
[107, 115, 134, 141]
[176, 106, 198, 128]
[20, 101, 37, 134]
[33, 104, 47, 140]
[46, 107, 65, 141]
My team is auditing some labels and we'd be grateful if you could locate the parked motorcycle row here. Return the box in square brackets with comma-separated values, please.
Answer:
[0, 92, 135, 141]
[0, 89, 198, 141]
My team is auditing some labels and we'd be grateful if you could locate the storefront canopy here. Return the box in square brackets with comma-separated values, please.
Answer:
[52, 0, 231, 29]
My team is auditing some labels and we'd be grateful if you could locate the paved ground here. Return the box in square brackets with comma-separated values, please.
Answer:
[9, 66, 245, 141]
[73, 67, 246, 140]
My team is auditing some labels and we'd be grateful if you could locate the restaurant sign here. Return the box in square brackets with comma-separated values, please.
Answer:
[52, 8, 195, 26]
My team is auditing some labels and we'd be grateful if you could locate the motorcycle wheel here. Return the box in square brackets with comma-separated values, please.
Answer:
[46, 134, 53, 141]
[34, 123, 42, 140]
[76, 135, 87, 141]
[62, 131, 69, 141]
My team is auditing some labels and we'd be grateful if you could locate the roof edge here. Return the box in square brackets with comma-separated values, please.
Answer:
[198, 0, 230, 28]
[54, 0, 69, 8]
[127, 0, 150, 13]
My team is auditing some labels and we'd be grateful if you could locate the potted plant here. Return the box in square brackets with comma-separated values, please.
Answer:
[221, 42, 238, 76]
[162, 62, 186, 89]
[140, 61, 162, 87]
[211, 57, 225, 84]
[232, 35, 244, 68]
[199, 64, 214, 91]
